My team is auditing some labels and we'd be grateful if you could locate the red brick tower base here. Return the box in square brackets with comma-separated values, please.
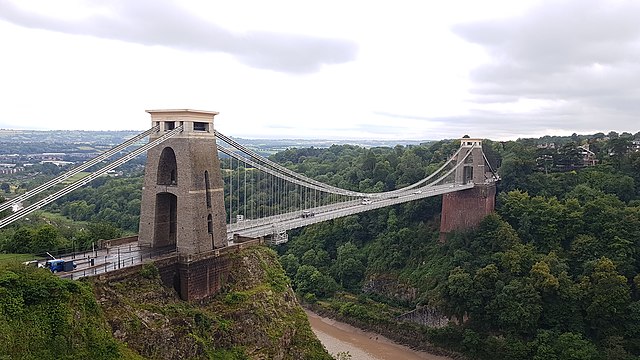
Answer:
[155, 252, 232, 302]
[439, 183, 496, 241]
[176, 255, 231, 301]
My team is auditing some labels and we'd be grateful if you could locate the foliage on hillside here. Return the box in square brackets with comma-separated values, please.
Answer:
[274, 133, 640, 359]
[53, 176, 143, 231]
[2, 131, 639, 358]
[0, 218, 122, 256]
[0, 247, 329, 360]
[93, 246, 331, 360]
[0, 262, 138, 360]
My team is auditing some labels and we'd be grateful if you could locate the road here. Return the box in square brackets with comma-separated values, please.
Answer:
[229, 183, 475, 239]
[43, 241, 175, 280]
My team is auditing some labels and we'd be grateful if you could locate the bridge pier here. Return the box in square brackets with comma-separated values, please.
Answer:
[159, 239, 263, 301]
[439, 183, 496, 241]
[439, 137, 496, 241]
[174, 253, 232, 301]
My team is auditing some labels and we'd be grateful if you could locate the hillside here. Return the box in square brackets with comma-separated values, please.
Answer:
[0, 261, 138, 359]
[1, 246, 331, 360]
[273, 133, 640, 359]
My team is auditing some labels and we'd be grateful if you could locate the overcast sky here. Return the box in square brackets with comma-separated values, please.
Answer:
[0, 0, 638, 140]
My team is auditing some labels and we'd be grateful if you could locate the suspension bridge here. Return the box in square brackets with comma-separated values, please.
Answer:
[0, 109, 497, 299]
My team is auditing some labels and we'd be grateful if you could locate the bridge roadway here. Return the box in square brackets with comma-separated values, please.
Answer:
[52, 182, 477, 279]
[227, 182, 476, 239]
[47, 242, 173, 280]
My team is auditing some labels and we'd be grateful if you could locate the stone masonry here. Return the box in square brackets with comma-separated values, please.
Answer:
[440, 138, 496, 240]
[139, 109, 228, 254]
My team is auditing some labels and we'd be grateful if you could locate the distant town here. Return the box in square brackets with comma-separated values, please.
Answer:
[0, 129, 431, 171]
[0, 129, 432, 195]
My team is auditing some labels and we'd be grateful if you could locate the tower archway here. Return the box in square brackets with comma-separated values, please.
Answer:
[157, 147, 178, 185]
[154, 192, 177, 247]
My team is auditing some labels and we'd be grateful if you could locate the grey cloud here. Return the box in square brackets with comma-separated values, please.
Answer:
[454, 0, 640, 74]
[0, 0, 358, 74]
[376, 103, 635, 140]
[450, 0, 640, 135]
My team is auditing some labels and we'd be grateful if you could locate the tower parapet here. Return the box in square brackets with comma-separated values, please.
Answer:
[454, 137, 485, 185]
[147, 109, 218, 139]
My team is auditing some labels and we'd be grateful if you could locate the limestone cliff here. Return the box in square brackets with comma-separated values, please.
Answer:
[363, 273, 418, 304]
[92, 246, 332, 360]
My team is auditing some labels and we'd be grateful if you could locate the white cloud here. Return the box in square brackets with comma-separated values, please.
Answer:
[0, 0, 637, 140]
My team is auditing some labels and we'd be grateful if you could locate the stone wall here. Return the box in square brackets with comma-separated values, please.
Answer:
[439, 183, 496, 240]
[177, 255, 232, 301]
[97, 235, 138, 249]
[93, 239, 264, 301]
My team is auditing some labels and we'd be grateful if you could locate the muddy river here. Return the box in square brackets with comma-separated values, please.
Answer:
[306, 310, 452, 360]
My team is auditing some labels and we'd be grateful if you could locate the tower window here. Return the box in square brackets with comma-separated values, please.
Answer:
[205, 171, 212, 208]
[207, 214, 213, 234]
[193, 122, 207, 131]
[165, 121, 175, 130]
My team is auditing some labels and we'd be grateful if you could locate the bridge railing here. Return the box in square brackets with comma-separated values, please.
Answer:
[231, 182, 476, 239]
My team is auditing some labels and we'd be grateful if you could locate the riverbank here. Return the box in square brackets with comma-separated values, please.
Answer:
[307, 310, 453, 360]
[302, 299, 465, 360]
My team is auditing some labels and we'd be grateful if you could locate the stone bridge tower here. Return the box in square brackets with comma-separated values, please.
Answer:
[440, 138, 496, 240]
[139, 109, 228, 253]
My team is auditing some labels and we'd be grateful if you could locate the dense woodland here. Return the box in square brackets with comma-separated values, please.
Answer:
[1, 131, 640, 359]
[279, 134, 640, 359]
[274, 132, 640, 359]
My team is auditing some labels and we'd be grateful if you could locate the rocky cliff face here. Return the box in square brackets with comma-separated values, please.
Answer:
[362, 273, 418, 303]
[92, 246, 331, 360]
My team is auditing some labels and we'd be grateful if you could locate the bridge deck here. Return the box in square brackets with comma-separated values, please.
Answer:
[227, 182, 476, 239]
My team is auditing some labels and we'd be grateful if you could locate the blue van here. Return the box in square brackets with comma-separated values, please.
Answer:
[44, 259, 76, 273]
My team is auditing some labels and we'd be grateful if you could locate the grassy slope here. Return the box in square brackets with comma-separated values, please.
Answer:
[0, 263, 139, 360]
[0, 254, 42, 264]
[1, 246, 330, 360]
[93, 246, 332, 360]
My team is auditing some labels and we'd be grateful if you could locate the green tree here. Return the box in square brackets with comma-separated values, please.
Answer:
[300, 249, 330, 271]
[491, 279, 542, 335]
[7, 228, 33, 253]
[0, 194, 8, 220]
[442, 267, 473, 323]
[293, 265, 337, 298]
[583, 257, 631, 338]
[279, 254, 300, 279]
[333, 242, 366, 290]
[31, 225, 62, 253]
[533, 331, 599, 360]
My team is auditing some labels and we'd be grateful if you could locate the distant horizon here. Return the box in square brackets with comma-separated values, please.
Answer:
[0, 127, 637, 143]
